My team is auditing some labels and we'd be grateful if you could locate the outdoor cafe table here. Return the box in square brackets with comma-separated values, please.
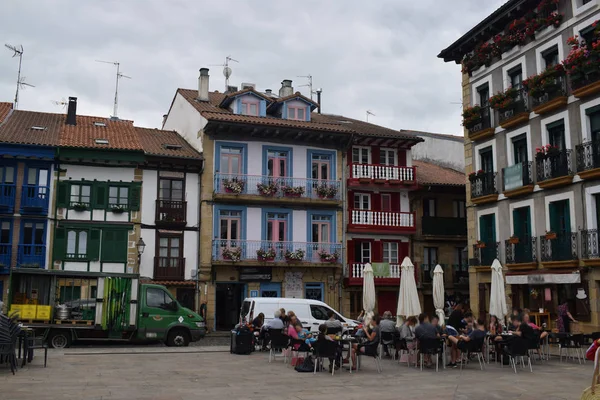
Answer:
[334, 336, 358, 373]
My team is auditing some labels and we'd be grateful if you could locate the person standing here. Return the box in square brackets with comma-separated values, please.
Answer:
[557, 301, 577, 333]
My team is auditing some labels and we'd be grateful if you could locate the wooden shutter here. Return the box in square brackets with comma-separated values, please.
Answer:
[101, 230, 114, 261]
[114, 230, 128, 262]
[129, 183, 141, 211]
[53, 226, 66, 261]
[88, 229, 101, 261]
[56, 181, 68, 208]
[563, 200, 571, 234]
[93, 182, 107, 209]
[397, 150, 406, 167]
[512, 208, 521, 237]
[101, 229, 128, 262]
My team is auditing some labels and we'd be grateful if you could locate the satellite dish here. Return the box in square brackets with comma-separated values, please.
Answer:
[223, 66, 232, 79]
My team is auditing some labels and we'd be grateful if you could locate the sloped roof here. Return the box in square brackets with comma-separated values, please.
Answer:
[414, 160, 465, 186]
[269, 91, 319, 109]
[175, 88, 423, 142]
[60, 115, 140, 151]
[219, 87, 275, 107]
[136, 127, 202, 160]
[0, 110, 63, 147]
[0, 103, 13, 123]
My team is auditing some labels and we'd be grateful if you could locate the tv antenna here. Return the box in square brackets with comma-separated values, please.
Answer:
[5, 44, 34, 109]
[51, 98, 68, 111]
[95, 60, 131, 119]
[298, 74, 314, 99]
[209, 55, 238, 90]
[366, 110, 376, 122]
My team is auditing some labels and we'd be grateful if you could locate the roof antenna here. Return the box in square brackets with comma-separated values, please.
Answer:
[298, 74, 315, 99]
[5, 44, 34, 110]
[366, 110, 376, 122]
[209, 55, 239, 91]
[95, 60, 131, 119]
[51, 98, 68, 112]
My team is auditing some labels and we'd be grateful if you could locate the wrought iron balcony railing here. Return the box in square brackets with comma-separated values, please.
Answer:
[470, 171, 498, 199]
[530, 75, 567, 109]
[504, 236, 537, 264]
[497, 89, 529, 125]
[471, 241, 500, 266]
[576, 141, 600, 173]
[212, 240, 342, 264]
[467, 105, 493, 135]
[536, 149, 573, 182]
[539, 232, 578, 262]
[581, 229, 599, 260]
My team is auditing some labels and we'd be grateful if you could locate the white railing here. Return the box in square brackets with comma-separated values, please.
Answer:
[350, 210, 414, 227]
[348, 263, 401, 279]
[351, 164, 415, 181]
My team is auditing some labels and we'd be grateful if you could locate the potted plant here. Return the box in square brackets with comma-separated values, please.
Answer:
[468, 171, 477, 181]
[257, 182, 278, 196]
[530, 288, 539, 300]
[256, 247, 276, 262]
[462, 105, 482, 129]
[476, 240, 486, 249]
[315, 184, 338, 199]
[284, 249, 305, 262]
[545, 231, 557, 240]
[508, 235, 520, 244]
[317, 250, 339, 263]
[489, 87, 519, 111]
[222, 247, 242, 262]
[110, 205, 126, 213]
[281, 185, 305, 197]
[72, 202, 88, 211]
[222, 178, 245, 194]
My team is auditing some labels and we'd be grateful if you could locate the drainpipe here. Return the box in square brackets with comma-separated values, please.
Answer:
[52, 148, 61, 269]
[340, 134, 354, 315]
[195, 160, 204, 313]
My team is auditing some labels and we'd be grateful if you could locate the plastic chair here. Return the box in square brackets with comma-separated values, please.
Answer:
[356, 342, 382, 373]
[266, 330, 289, 363]
[380, 331, 397, 360]
[559, 333, 585, 364]
[313, 340, 340, 375]
[418, 338, 444, 372]
[397, 338, 418, 368]
[459, 338, 485, 371]
[505, 339, 532, 374]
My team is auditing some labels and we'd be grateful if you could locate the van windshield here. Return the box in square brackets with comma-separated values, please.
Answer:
[241, 300, 251, 320]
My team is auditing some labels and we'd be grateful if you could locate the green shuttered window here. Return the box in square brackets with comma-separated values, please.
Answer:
[56, 180, 141, 211]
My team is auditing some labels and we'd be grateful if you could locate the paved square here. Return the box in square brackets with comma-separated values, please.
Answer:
[0, 347, 594, 400]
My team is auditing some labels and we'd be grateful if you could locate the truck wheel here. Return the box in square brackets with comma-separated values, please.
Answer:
[166, 329, 190, 347]
[49, 330, 72, 349]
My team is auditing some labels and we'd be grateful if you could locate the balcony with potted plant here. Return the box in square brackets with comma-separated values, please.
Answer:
[576, 140, 600, 180]
[525, 64, 568, 115]
[490, 87, 530, 129]
[565, 31, 600, 99]
[505, 236, 538, 269]
[463, 105, 494, 141]
[535, 145, 573, 189]
[471, 241, 500, 270]
[502, 161, 534, 198]
[539, 231, 578, 268]
[469, 169, 498, 204]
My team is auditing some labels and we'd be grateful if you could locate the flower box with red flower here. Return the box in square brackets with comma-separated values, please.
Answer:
[284, 249, 305, 262]
[476, 241, 486, 249]
[318, 250, 339, 264]
[222, 177, 245, 194]
[462, 105, 482, 128]
[256, 248, 276, 262]
[545, 231, 557, 240]
[489, 87, 518, 111]
[315, 184, 337, 199]
[509, 236, 520, 245]
[281, 185, 305, 198]
[222, 247, 242, 262]
[257, 182, 278, 196]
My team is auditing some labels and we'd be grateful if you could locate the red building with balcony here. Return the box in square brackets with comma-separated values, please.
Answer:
[339, 125, 424, 317]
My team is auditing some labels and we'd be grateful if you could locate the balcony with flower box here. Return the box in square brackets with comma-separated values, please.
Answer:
[470, 241, 499, 270]
[17, 244, 45, 269]
[539, 232, 578, 268]
[154, 256, 185, 280]
[345, 262, 401, 286]
[155, 199, 187, 228]
[492, 88, 530, 130]
[581, 229, 600, 266]
[469, 171, 498, 204]
[463, 105, 494, 142]
[576, 141, 600, 180]
[214, 173, 342, 207]
[525, 66, 568, 116]
[348, 164, 416, 189]
[212, 240, 342, 268]
[20, 185, 49, 215]
[535, 147, 573, 189]
[565, 34, 600, 99]
[348, 209, 415, 234]
[0, 244, 10, 274]
[502, 162, 534, 198]
[0, 184, 15, 214]
[504, 236, 538, 270]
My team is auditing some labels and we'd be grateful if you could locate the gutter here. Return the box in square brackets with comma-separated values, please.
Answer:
[195, 159, 204, 313]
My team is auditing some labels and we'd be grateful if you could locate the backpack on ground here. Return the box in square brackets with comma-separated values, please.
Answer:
[295, 355, 315, 372]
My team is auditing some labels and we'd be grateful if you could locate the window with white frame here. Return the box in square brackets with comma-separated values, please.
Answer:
[241, 101, 258, 116]
[353, 193, 371, 210]
[288, 106, 306, 121]
[380, 148, 397, 166]
[67, 230, 88, 259]
[382, 242, 398, 263]
[352, 147, 371, 164]
[354, 241, 371, 263]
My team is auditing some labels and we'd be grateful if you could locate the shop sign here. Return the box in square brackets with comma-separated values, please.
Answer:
[239, 268, 272, 282]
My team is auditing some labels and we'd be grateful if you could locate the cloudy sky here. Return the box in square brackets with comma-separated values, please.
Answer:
[1, 0, 506, 135]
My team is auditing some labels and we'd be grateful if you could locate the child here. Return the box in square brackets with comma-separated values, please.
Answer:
[296, 323, 317, 346]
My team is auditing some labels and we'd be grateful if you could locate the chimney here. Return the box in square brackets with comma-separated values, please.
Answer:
[316, 89, 322, 114]
[279, 79, 293, 98]
[265, 89, 272, 96]
[197, 68, 209, 101]
[66, 97, 77, 126]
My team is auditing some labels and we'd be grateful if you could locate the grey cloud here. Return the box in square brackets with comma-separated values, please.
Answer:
[0, 0, 506, 133]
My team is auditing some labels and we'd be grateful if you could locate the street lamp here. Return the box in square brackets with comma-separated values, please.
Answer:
[136, 237, 146, 266]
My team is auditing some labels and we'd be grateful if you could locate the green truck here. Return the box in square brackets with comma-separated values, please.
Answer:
[8, 268, 206, 348]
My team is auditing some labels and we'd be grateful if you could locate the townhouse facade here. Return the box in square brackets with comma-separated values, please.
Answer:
[440, 0, 600, 331]
[0, 98, 202, 306]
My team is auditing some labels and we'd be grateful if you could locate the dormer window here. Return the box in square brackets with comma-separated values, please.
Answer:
[288, 106, 306, 121]
[241, 102, 258, 116]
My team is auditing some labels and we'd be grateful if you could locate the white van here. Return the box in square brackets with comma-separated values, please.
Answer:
[241, 297, 358, 333]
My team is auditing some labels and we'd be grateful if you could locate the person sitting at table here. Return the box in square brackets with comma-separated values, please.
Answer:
[266, 310, 285, 330]
[511, 307, 523, 321]
[296, 323, 316, 347]
[415, 313, 438, 340]
[488, 315, 502, 336]
[315, 324, 341, 372]
[357, 310, 365, 323]
[447, 318, 487, 362]
[447, 303, 466, 334]
[430, 315, 446, 337]
[349, 314, 381, 370]
[252, 313, 265, 330]
[379, 311, 398, 357]
[462, 312, 474, 334]
[398, 316, 418, 363]
[325, 310, 343, 331]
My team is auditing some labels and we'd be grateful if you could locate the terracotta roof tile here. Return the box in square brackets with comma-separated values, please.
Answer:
[60, 115, 141, 150]
[270, 91, 318, 108]
[0, 110, 63, 146]
[136, 127, 202, 160]
[176, 88, 423, 142]
[219, 88, 275, 106]
[414, 160, 465, 187]
[0, 103, 13, 123]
